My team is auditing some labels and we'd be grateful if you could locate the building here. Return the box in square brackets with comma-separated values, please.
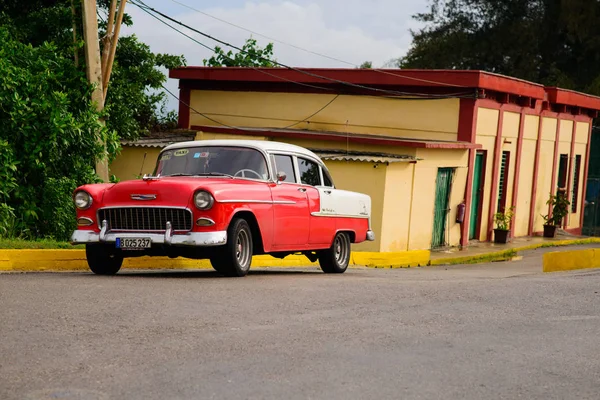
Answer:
[110, 67, 600, 253]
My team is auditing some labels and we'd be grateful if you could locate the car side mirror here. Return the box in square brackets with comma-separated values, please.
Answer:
[277, 171, 287, 182]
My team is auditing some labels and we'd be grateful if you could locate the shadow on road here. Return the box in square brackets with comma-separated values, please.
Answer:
[70, 268, 325, 279]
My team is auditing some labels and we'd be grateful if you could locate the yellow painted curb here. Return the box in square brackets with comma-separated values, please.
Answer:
[0, 249, 430, 272]
[543, 248, 600, 273]
[431, 238, 600, 266]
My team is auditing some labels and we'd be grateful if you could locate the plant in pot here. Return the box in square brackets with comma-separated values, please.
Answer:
[542, 192, 571, 238]
[493, 206, 515, 244]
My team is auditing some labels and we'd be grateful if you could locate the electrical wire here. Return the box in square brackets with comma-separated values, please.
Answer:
[168, 0, 470, 88]
[132, 0, 476, 99]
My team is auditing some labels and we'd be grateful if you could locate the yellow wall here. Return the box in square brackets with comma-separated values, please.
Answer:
[514, 115, 539, 236]
[501, 112, 519, 221]
[325, 160, 386, 252]
[533, 118, 558, 232]
[110, 147, 161, 181]
[568, 122, 590, 228]
[408, 149, 469, 250]
[189, 90, 460, 142]
[380, 163, 414, 252]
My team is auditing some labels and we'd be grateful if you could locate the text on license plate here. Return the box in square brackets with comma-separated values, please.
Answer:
[116, 238, 151, 250]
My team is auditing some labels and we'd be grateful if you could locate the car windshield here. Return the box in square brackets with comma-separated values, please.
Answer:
[154, 146, 270, 180]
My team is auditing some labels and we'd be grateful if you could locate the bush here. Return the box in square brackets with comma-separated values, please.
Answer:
[0, 26, 119, 240]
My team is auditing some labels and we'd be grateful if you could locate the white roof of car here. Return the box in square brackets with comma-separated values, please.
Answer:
[162, 139, 322, 161]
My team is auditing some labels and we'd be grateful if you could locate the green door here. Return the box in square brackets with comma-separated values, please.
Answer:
[469, 153, 484, 240]
[432, 168, 454, 248]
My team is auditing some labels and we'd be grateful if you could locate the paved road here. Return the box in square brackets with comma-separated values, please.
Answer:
[2, 248, 600, 400]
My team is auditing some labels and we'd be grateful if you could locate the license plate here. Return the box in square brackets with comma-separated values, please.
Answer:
[116, 237, 151, 250]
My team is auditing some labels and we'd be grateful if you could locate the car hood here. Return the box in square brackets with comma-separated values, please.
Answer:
[100, 177, 268, 207]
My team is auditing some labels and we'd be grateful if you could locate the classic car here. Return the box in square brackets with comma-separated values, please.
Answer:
[71, 140, 374, 277]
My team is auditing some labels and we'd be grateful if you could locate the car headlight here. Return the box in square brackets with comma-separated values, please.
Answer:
[74, 191, 93, 210]
[194, 190, 214, 210]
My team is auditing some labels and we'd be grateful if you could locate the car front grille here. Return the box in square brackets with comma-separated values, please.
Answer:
[98, 207, 193, 232]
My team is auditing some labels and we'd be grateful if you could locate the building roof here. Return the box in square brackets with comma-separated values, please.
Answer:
[121, 130, 197, 148]
[311, 149, 419, 164]
[170, 67, 600, 112]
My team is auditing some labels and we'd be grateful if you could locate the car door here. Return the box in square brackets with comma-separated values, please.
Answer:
[295, 157, 337, 246]
[269, 154, 310, 247]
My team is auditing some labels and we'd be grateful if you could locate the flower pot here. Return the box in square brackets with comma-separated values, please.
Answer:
[494, 229, 510, 244]
[543, 224, 557, 238]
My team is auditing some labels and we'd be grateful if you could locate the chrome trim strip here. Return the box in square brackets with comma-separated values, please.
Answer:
[218, 199, 296, 205]
[311, 212, 370, 219]
[70, 230, 227, 247]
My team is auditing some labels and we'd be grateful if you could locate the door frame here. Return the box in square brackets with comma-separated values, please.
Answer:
[470, 150, 487, 241]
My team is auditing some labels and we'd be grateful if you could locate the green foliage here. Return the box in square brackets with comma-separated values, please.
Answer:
[359, 61, 373, 69]
[400, 0, 600, 94]
[204, 37, 276, 67]
[543, 192, 571, 226]
[494, 206, 515, 231]
[0, 25, 117, 240]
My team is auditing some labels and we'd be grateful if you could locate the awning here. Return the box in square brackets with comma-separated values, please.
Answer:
[312, 149, 420, 164]
[120, 131, 196, 148]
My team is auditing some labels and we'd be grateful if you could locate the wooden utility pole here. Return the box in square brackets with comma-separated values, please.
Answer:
[81, 0, 109, 182]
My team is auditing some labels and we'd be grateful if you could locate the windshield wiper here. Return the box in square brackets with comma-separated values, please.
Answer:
[165, 173, 194, 177]
[195, 172, 234, 179]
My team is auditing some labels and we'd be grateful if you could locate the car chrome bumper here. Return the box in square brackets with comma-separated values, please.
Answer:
[71, 220, 227, 247]
[366, 230, 375, 241]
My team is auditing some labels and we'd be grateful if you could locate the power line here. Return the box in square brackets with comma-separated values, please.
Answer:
[132, 0, 476, 99]
[131, 0, 335, 93]
[168, 0, 470, 88]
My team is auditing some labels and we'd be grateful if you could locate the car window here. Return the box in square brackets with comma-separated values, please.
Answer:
[298, 157, 321, 186]
[322, 168, 334, 187]
[155, 146, 269, 180]
[273, 155, 296, 183]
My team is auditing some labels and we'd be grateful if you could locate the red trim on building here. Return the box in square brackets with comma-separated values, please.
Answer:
[178, 86, 191, 129]
[462, 149, 476, 247]
[190, 125, 483, 149]
[458, 99, 477, 143]
[549, 118, 562, 216]
[580, 123, 594, 229]
[171, 68, 547, 99]
[487, 109, 505, 241]
[546, 87, 600, 111]
[528, 117, 545, 235]
[565, 122, 578, 228]
[510, 111, 527, 238]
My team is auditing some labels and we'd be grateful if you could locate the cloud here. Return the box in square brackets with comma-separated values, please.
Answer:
[121, 0, 427, 110]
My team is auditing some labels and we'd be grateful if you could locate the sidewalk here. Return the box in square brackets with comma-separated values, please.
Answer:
[429, 234, 600, 265]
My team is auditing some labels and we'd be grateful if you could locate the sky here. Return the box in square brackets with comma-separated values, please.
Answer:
[120, 0, 430, 111]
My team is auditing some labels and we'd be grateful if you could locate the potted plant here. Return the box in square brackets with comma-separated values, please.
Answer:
[493, 206, 515, 244]
[542, 192, 570, 238]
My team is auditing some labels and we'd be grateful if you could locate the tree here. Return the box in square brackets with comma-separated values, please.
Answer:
[204, 37, 277, 67]
[0, 0, 185, 240]
[359, 61, 373, 69]
[399, 0, 600, 95]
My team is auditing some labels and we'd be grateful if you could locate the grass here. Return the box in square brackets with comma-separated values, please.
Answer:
[430, 249, 519, 266]
[0, 237, 83, 249]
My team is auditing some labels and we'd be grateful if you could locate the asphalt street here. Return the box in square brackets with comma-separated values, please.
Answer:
[2, 246, 600, 400]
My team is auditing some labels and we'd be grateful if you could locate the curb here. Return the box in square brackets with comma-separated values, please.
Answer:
[543, 248, 600, 273]
[0, 249, 431, 272]
[430, 238, 600, 266]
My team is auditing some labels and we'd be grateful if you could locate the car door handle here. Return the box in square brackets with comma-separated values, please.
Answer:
[298, 187, 307, 193]
[324, 190, 331, 195]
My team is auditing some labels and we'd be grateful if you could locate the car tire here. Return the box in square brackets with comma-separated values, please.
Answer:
[211, 218, 253, 277]
[318, 232, 351, 274]
[86, 244, 123, 275]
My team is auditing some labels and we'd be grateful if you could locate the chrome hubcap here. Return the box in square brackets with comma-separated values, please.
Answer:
[334, 235, 348, 266]
[236, 229, 251, 270]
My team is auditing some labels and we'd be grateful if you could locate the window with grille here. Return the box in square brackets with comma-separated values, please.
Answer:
[497, 151, 510, 213]
[572, 155, 582, 213]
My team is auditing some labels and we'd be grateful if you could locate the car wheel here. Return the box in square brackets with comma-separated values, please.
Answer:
[318, 232, 351, 274]
[212, 218, 253, 277]
[86, 244, 123, 275]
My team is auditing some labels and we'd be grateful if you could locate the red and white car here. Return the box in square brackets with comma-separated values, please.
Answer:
[71, 140, 374, 277]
